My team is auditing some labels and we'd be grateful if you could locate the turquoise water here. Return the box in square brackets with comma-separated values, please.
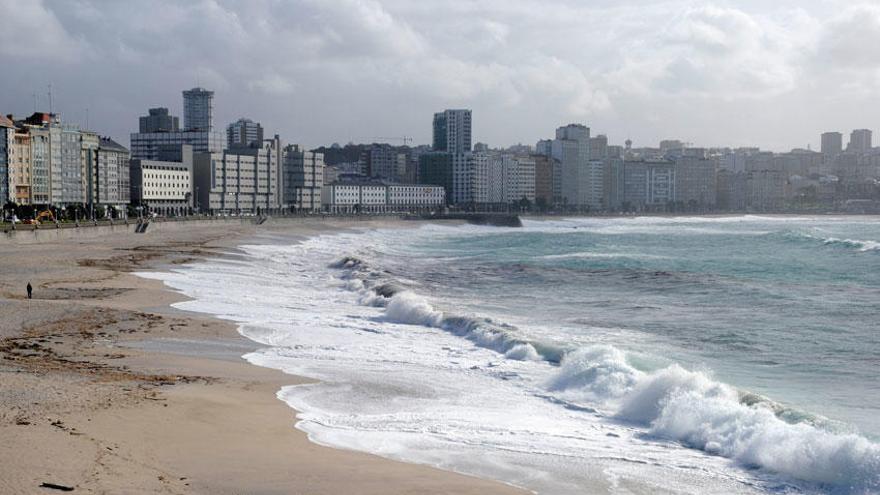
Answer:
[399, 216, 880, 439]
[148, 214, 880, 493]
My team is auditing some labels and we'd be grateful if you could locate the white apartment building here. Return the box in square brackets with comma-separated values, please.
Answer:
[451, 152, 486, 205]
[130, 145, 193, 215]
[552, 124, 596, 208]
[480, 153, 536, 204]
[387, 184, 445, 209]
[322, 183, 385, 213]
[323, 182, 445, 213]
[509, 155, 536, 203]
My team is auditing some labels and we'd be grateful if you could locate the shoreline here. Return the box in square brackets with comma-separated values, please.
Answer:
[0, 219, 526, 494]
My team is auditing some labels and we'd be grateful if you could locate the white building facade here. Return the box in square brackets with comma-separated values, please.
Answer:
[323, 182, 445, 213]
[130, 146, 193, 215]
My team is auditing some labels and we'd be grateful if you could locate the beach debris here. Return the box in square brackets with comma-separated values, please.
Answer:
[39, 482, 74, 491]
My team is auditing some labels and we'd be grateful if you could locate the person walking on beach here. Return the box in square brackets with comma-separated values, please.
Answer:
[26, 282, 32, 300]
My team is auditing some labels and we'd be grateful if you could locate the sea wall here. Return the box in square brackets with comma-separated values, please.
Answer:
[0, 218, 253, 245]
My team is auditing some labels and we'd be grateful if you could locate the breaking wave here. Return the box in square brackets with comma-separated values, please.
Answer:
[784, 231, 880, 252]
[330, 254, 880, 492]
[549, 347, 880, 492]
[821, 237, 880, 252]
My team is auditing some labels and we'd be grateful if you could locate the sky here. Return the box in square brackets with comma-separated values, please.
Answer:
[1, 0, 878, 151]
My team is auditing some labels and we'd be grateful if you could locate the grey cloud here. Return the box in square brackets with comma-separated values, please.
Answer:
[1, 0, 876, 151]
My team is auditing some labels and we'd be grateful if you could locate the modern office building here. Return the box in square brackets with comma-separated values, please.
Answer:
[821, 132, 843, 158]
[192, 137, 282, 214]
[132, 90, 223, 160]
[227, 118, 264, 149]
[848, 129, 872, 154]
[130, 129, 224, 160]
[130, 145, 193, 215]
[139, 108, 179, 133]
[418, 152, 453, 204]
[433, 109, 472, 154]
[282, 144, 324, 212]
[183, 87, 214, 132]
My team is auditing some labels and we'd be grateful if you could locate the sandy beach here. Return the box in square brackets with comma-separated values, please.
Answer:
[0, 219, 526, 494]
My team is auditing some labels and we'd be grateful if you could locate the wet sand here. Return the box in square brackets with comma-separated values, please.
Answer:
[0, 219, 526, 494]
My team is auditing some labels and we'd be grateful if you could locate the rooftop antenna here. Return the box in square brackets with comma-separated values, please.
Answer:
[85, 108, 89, 130]
[48, 84, 53, 115]
[32, 93, 37, 113]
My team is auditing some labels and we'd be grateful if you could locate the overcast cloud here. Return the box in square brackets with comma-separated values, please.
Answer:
[0, 0, 876, 151]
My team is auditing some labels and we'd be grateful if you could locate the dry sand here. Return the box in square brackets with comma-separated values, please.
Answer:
[0, 219, 526, 494]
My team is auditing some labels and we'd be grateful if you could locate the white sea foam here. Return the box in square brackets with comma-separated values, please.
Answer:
[822, 237, 880, 252]
[546, 350, 880, 490]
[136, 220, 880, 494]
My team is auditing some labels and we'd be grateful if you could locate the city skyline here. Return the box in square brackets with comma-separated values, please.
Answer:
[3, 0, 880, 151]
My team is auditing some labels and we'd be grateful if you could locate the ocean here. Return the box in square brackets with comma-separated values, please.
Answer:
[141, 215, 880, 494]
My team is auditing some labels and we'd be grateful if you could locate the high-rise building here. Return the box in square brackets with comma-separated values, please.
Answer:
[282, 144, 324, 212]
[451, 152, 485, 205]
[81, 131, 99, 213]
[11, 128, 32, 205]
[432, 109, 472, 154]
[535, 139, 552, 157]
[589, 135, 608, 160]
[508, 155, 536, 203]
[139, 108, 179, 133]
[673, 156, 717, 209]
[0, 115, 13, 203]
[18, 112, 63, 205]
[60, 124, 85, 205]
[821, 132, 843, 157]
[183, 87, 214, 132]
[363, 144, 405, 181]
[552, 124, 598, 208]
[95, 137, 131, 211]
[481, 153, 536, 204]
[227, 118, 264, 149]
[608, 160, 675, 211]
[848, 129, 872, 153]
[418, 152, 453, 204]
[28, 127, 51, 205]
[131, 90, 223, 160]
[533, 154, 553, 207]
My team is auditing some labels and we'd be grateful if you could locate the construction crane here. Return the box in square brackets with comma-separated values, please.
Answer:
[365, 136, 413, 145]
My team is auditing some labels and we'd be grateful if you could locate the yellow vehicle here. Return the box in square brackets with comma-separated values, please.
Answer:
[23, 210, 56, 225]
